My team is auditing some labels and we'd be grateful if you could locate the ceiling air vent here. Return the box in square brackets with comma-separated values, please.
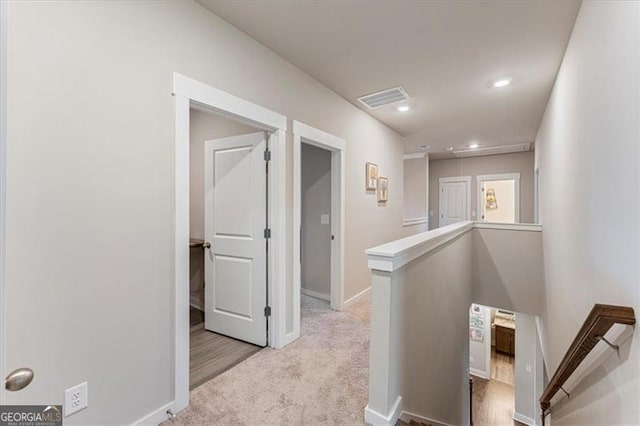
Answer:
[357, 87, 410, 109]
[453, 143, 531, 158]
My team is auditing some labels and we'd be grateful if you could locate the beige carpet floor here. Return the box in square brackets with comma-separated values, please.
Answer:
[167, 294, 370, 425]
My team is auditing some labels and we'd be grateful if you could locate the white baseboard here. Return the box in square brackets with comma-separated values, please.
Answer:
[513, 412, 535, 426]
[132, 401, 174, 425]
[469, 367, 490, 380]
[301, 287, 330, 301]
[364, 396, 402, 426]
[342, 286, 371, 309]
[400, 410, 451, 426]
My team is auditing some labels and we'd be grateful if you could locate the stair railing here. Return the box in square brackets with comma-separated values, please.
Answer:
[539, 304, 635, 425]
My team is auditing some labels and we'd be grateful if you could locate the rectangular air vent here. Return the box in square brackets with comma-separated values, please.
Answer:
[453, 143, 531, 158]
[357, 87, 410, 109]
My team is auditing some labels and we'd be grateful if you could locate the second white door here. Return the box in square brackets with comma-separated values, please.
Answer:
[439, 177, 470, 226]
[204, 132, 268, 347]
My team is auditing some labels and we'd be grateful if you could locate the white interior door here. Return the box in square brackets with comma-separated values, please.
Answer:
[439, 178, 470, 226]
[204, 132, 267, 347]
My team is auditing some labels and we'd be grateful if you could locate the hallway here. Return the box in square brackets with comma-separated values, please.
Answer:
[472, 350, 526, 426]
[169, 295, 370, 425]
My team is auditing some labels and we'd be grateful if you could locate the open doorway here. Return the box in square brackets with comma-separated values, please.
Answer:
[299, 143, 332, 314]
[477, 173, 521, 223]
[188, 108, 267, 390]
[292, 121, 345, 340]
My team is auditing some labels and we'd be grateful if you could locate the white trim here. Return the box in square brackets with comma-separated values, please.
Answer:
[438, 176, 471, 225]
[300, 288, 330, 302]
[341, 286, 371, 309]
[534, 167, 540, 224]
[366, 221, 542, 272]
[476, 172, 521, 223]
[292, 121, 345, 151]
[469, 367, 490, 380]
[364, 396, 403, 426]
[403, 152, 425, 160]
[171, 74, 289, 416]
[474, 222, 542, 232]
[293, 120, 346, 335]
[402, 217, 428, 226]
[400, 410, 451, 426]
[366, 221, 473, 272]
[513, 412, 536, 426]
[173, 73, 286, 131]
[0, 0, 7, 406]
[132, 401, 175, 426]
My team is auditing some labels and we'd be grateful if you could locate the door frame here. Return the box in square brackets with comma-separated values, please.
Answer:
[172, 73, 288, 415]
[438, 176, 471, 226]
[292, 121, 345, 339]
[476, 173, 521, 223]
[0, 0, 7, 406]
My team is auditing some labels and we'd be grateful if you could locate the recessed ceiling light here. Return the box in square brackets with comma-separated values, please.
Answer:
[447, 147, 454, 151]
[493, 78, 512, 88]
[469, 143, 480, 149]
[419, 144, 430, 150]
[397, 105, 410, 112]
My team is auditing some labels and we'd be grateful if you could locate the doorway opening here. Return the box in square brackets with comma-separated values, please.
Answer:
[476, 173, 521, 223]
[171, 73, 288, 419]
[299, 143, 332, 315]
[292, 120, 345, 341]
[469, 304, 542, 426]
[188, 107, 267, 390]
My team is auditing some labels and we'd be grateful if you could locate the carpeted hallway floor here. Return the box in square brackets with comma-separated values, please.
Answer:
[167, 294, 370, 425]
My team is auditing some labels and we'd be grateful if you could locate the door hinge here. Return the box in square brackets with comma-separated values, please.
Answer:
[264, 306, 271, 317]
[264, 228, 271, 239]
[264, 149, 271, 161]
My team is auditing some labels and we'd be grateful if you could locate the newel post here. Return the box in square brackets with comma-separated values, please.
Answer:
[364, 269, 403, 425]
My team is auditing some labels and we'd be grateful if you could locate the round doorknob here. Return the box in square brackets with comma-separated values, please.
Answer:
[5, 368, 34, 391]
[202, 242, 211, 249]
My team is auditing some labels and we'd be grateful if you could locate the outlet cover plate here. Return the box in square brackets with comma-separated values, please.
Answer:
[64, 382, 88, 417]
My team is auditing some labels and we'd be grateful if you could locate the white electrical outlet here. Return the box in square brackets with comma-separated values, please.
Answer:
[64, 382, 88, 417]
[525, 364, 533, 373]
[469, 356, 474, 363]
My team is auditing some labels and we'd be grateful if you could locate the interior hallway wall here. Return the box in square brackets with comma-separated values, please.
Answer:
[301, 143, 331, 299]
[5, 1, 413, 423]
[189, 109, 256, 310]
[428, 152, 535, 229]
[534, 1, 640, 424]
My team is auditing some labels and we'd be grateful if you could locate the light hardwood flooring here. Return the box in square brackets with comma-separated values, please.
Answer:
[189, 307, 263, 390]
[472, 348, 526, 426]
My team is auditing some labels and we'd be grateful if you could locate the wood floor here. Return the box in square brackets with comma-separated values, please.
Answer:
[472, 348, 526, 426]
[189, 307, 263, 390]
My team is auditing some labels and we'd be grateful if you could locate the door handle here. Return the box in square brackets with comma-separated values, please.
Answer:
[202, 242, 211, 249]
[5, 368, 34, 391]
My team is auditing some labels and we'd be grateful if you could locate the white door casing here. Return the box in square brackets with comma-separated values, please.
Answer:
[438, 176, 471, 227]
[204, 132, 267, 347]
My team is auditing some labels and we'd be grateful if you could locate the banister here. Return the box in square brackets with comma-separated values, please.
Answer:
[539, 304, 635, 425]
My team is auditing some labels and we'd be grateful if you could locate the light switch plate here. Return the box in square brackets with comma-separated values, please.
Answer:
[525, 364, 533, 373]
[320, 214, 330, 225]
[64, 382, 88, 417]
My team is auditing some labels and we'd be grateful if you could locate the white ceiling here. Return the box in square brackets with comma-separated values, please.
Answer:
[198, 1, 580, 154]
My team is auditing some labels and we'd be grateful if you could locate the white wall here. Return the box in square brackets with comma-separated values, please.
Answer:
[514, 313, 538, 424]
[403, 155, 428, 220]
[301, 143, 332, 299]
[469, 304, 491, 379]
[482, 179, 516, 223]
[534, 2, 640, 423]
[4, 1, 414, 422]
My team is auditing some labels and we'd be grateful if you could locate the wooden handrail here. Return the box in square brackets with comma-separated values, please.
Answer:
[540, 304, 635, 425]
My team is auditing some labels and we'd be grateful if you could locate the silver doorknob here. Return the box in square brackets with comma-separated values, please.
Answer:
[202, 242, 211, 249]
[5, 368, 34, 391]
